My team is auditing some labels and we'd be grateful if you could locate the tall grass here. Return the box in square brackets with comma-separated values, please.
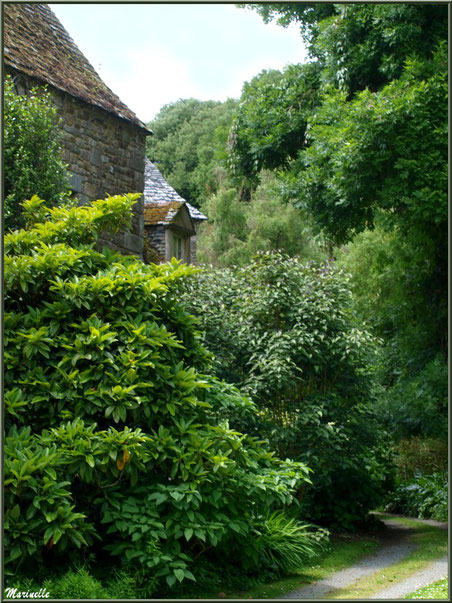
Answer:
[254, 511, 329, 573]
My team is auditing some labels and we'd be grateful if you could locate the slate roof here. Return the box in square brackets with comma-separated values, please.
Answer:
[144, 159, 207, 222]
[3, 3, 149, 132]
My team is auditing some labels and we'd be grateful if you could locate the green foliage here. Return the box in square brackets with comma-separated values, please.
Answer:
[181, 252, 392, 530]
[147, 98, 238, 205]
[197, 187, 248, 266]
[246, 3, 447, 94]
[6, 565, 142, 600]
[296, 43, 447, 246]
[337, 226, 447, 442]
[4, 425, 97, 567]
[393, 437, 448, 482]
[374, 356, 448, 442]
[197, 173, 325, 267]
[97, 424, 309, 589]
[313, 3, 447, 94]
[246, 511, 329, 574]
[385, 473, 448, 523]
[162, 511, 329, 597]
[183, 252, 376, 405]
[42, 566, 109, 599]
[235, 4, 447, 193]
[227, 63, 321, 183]
[232, 7, 447, 440]
[3, 75, 71, 231]
[4, 196, 315, 590]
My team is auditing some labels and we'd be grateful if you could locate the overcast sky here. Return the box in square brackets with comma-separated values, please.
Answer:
[49, 2, 308, 123]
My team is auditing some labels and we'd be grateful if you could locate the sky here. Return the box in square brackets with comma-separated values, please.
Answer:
[49, 2, 308, 123]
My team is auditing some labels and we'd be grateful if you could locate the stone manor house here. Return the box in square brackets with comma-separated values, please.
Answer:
[3, 2, 206, 263]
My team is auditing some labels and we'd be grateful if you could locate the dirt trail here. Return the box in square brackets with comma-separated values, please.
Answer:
[281, 515, 448, 600]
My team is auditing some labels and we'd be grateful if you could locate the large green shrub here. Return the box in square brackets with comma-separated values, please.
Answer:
[385, 473, 448, 523]
[181, 252, 393, 530]
[3, 75, 71, 231]
[4, 196, 317, 593]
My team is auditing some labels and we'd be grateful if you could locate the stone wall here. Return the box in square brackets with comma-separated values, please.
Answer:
[144, 225, 166, 263]
[190, 221, 204, 265]
[8, 69, 147, 258]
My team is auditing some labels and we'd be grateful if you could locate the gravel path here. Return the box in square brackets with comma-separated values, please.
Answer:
[368, 554, 448, 599]
[281, 515, 448, 600]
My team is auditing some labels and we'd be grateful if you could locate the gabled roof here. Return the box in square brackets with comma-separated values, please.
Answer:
[144, 201, 196, 236]
[144, 159, 207, 222]
[144, 202, 185, 226]
[3, 3, 149, 132]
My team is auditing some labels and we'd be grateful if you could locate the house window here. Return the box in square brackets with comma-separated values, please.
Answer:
[175, 236, 183, 260]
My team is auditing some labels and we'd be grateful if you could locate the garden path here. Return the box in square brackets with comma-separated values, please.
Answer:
[281, 515, 448, 600]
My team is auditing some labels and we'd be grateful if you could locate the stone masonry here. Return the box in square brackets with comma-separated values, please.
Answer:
[7, 69, 147, 257]
[54, 87, 147, 256]
[4, 4, 151, 258]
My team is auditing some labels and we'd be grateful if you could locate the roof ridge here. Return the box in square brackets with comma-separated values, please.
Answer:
[144, 159, 207, 221]
[4, 3, 150, 132]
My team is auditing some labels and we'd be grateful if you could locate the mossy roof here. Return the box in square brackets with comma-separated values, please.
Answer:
[3, 3, 149, 132]
[144, 202, 195, 236]
[144, 202, 185, 226]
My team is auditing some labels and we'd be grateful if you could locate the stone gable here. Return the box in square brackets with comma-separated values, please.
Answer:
[4, 3, 151, 258]
[4, 3, 147, 130]
[143, 159, 207, 263]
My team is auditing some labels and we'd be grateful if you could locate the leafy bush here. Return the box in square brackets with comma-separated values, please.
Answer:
[374, 355, 448, 442]
[4, 196, 316, 593]
[3, 75, 71, 231]
[385, 472, 448, 522]
[42, 567, 108, 599]
[197, 172, 326, 267]
[181, 252, 393, 530]
[4, 425, 97, 567]
[394, 437, 448, 481]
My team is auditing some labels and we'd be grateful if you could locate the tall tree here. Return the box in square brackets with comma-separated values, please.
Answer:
[245, 3, 447, 94]
[227, 62, 321, 184]
[147, 98, 237, 207]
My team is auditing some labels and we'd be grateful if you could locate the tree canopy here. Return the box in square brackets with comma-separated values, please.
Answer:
[227, 62, 321, 184]
[245, 3, 447, 94]
[230, 3, 447, 388]
[146, 98, 238, 207]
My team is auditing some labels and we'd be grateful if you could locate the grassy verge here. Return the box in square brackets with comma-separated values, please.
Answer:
[404, 578, 449, 599]
[323, 515, 448, 599]
[184, 534, 380, 599]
